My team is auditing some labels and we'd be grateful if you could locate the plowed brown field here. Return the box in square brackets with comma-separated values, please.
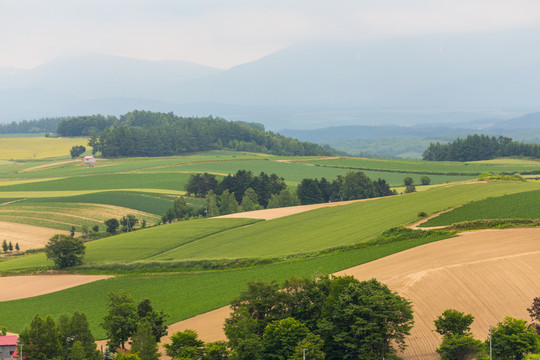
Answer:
[167, 228, 540, 360]
[0, 275, 112, 301]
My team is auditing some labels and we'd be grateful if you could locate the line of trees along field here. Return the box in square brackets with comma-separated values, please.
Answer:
[54, 111, 333, 157]
[423, 134, 540, 161]
[173, 170, 395, 221]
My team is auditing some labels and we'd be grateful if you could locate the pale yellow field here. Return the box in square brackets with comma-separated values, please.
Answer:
[0, 137, 88, 160]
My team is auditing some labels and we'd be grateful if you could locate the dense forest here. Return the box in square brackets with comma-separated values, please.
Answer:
[54, 111, 333, 157]
[422, 134, 540, 161]
[0, 117, 64, 134]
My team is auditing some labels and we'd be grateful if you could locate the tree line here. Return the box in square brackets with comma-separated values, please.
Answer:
[0, 117, 64, 134]
[53, 110, 333, 157]
[172, 170, 395, 221]
[423, 134, 540, 161]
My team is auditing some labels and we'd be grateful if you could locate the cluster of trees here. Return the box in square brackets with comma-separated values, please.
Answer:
[18, 312, 101, 360]
[218, 275, 413, 360]
[0, 117, 63, 134]
[101, 292, 168, 353]
[57, 115, 116, 136]
[296, 171, 395, 204]
[423, 134, 540, 161]
[434, 307, 540, 360]
[1, 239, 19, 252]
[186, 171, 287, 208]
[183, 170, 396, 218]
[53, 110, 332, 157]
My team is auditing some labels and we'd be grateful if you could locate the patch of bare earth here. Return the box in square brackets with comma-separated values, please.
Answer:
[0, 221, 71, 251]
[0, 275, 113, 301]
[167, 228, 540, 360]
[217, 197, 386, 221]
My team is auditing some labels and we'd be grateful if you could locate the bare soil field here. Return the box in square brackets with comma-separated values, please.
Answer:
[0, 275, 112, 301]
[0, 221, 71, 251]
[217, 197, 382, 220]
[167, 228, 540, 360]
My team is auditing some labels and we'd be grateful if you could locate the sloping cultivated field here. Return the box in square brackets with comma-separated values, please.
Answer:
[1, 138, 540, 359]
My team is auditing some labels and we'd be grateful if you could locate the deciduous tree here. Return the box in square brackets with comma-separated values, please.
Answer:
[101, 291, 138, 350]
[45, 234, 85, 268]
[489, 317, 539, 360]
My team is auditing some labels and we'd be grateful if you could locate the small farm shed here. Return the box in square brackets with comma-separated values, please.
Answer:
[0, 336, 17, 360]
[83, 155, 96, 163]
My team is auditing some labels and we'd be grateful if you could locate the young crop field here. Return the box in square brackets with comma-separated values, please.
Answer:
[0, 202, 160, 232]
[28, 191, 175, 215]
[145, 158, 474, 186]
[0, 137, 89, 160]
[421, 190, 540, 226]
[300, 157, 540, 175]
[0, 233, 450, 339]
[0, 218, 260, 271]
[2, 180, 538, 273]
[0, 173, 190, 192]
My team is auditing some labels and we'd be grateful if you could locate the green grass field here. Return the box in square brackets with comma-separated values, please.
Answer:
[1, 180, 538, 272]
[301, 157, 540, 175]
[1, 142, 540, 341]
[421, 190, 540, 226]
[0, 233, 451, 339]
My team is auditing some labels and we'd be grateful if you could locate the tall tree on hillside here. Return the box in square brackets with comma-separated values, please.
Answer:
[205, 190, 220, 217]
[101, 291, 138, 351]
[45, 234, 86, 268]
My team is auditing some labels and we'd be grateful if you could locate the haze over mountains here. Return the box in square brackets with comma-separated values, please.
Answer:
[1, 28, 539, 130]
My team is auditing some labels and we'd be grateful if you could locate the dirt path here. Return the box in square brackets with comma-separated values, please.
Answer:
[217, 196, 387, 221]
[0, 275, 113, 301]
[0, 221, 71, 251]
[166, 227, 540, 360]
[20, 159, 79, 172]
[407, 208, 456, 230]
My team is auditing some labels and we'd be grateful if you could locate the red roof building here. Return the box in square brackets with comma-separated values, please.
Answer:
[0, 336, 17, 360]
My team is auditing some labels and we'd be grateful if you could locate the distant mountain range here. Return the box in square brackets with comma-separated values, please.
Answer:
[1, 28, 539, 129]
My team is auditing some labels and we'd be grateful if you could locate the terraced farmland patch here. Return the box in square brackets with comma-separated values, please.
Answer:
[421, 190, 540, 227]
[0, 202, 160, 232]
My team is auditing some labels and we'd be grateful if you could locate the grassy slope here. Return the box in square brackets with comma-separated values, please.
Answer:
[303, 157, 540, 175]
[0, 234, 451, 339]
[145, 158, 474, 186]
[422, 189, 540, 226]
[1, 181, 538, 271]
[0, 218, 259, 271]
[150, 181, 540, 260]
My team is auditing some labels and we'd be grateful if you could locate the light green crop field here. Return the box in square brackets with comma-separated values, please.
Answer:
[0, 233, 451, 339]
[0, 137, 89, 160]
[2, 180, 538, 272]
[152, 159, 474, 186]
[421, 189, 540, 226]
[149, 181, 540, 260]
[300, 157, 540, 175]
[0, 202, 160, 232]
[0, 218, 259, 271]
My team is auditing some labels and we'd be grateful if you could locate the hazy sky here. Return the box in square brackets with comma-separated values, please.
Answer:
[1, 0, 540, 69]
